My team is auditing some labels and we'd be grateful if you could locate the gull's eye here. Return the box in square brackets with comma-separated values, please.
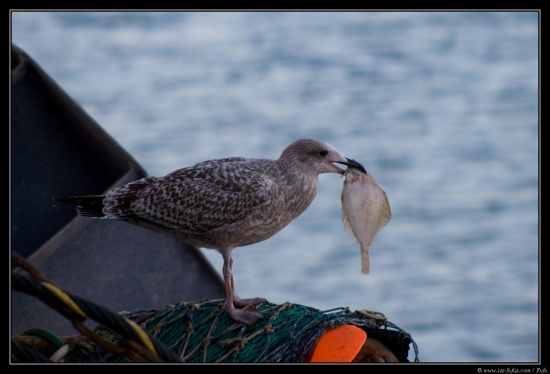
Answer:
[319, 150, 328, 157]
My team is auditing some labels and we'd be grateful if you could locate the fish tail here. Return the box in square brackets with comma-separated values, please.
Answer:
[360, 245, 370, 275]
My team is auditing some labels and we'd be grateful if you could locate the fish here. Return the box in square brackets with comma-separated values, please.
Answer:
[341, 160, 391, 275]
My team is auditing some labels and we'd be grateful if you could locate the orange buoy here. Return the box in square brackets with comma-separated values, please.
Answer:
[308, 325, 367, 362]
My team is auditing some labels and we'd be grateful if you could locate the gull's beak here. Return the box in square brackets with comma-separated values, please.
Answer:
[334, 158, 367, 174]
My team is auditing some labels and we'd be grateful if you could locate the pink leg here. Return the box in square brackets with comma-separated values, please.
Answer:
[222, 250, 265, 325]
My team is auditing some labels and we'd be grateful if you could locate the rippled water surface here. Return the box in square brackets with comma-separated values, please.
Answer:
[11, 11, 539, 362]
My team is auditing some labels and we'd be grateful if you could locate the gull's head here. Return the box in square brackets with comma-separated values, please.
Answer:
[279, 138, 365, 175]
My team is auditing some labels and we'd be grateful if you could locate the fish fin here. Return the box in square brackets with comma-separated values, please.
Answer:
[360, 245, 370, 275]
[342, 206, 359, 243]
[379, 190, 392, 228]
[368, 190, 392, 244]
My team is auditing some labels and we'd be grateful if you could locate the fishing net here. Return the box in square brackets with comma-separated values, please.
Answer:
[72, 299, 417, 363]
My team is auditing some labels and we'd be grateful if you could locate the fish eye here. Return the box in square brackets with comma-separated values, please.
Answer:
[319, 150, 328, 157]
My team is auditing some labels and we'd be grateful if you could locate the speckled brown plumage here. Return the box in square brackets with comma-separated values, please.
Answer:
[54, 138, 358, 325]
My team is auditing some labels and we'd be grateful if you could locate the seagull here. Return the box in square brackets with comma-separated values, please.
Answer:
[54, 138, 364, 325]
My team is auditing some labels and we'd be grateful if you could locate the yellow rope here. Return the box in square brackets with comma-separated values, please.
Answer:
[41, 282, 87, 319]
[125, 318, 158, 357]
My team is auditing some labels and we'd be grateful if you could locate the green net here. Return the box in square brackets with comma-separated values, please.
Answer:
[84, 299, 417, 363]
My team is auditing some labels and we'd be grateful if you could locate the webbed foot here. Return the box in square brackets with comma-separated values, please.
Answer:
[227, 304, 265, 325]
[234, 297, 268, 307]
